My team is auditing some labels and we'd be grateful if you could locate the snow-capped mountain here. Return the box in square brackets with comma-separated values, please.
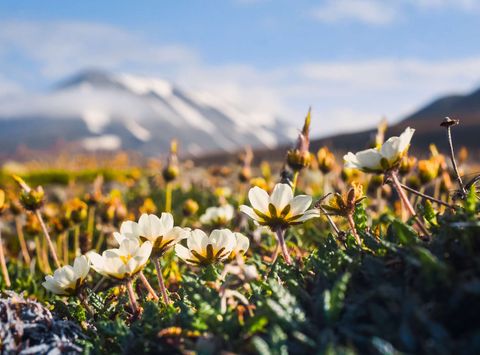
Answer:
[0, 70, 294, 157]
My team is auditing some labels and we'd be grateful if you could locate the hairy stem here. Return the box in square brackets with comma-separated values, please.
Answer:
[275, 228, 292, 265]
[446, 124, 466, 195]
[346, 213, 362, 246]
[138, 271, 159, 301]
[126, 280, 140, 315]
[400, 182, 454, 209]
[0, 228, 11, 288]
[35, 210, 60, 268]
[154, 257, 171, 304]
[390, 172, 430, 237]
[15, 217, 31, 265]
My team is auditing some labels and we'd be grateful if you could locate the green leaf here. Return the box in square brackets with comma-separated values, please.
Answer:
[323, 272, 351, 324]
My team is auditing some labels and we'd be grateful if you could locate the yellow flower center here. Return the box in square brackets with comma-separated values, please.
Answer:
[120, 254, 133, 264]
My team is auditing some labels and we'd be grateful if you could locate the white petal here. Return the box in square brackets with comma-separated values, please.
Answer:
[289, 195, 312, 216]
[222, 205, 235, 220]
[354, 149, 383, 171]
[380, 136, 400, 162]
[234, 232, 250, 255]
[397, 127, 415, 153]
[239, 205, 262, 222]
[138, 213, 151, 236]
[248, 186, 270, 213]
[344, 152, 361, 169]
[135, 241, 152, 264]
[113, 232, 126, 246]
[88, 252, 105, 273]
[295, 209, 320, 222]
[158, 213, 174, 234]
[164, 226, 189, 244]
[269, 183, 293, 212]
[53, 266, 75, 285]
[187, 229, 208, 253]
[175, 244, 192, 262]
[119, 238, 140, 255]
[210, 229, 235, 253]
[120, 221, 141, 240]
[73, 255, 90, 279]
[43, 276, 67, 295]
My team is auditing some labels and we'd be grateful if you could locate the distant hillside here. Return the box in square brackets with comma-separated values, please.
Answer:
[196, 87, 480, 165]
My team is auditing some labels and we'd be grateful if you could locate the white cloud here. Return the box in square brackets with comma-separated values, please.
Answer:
[1, 20, 480, 140]
[0, 20, 197, 80]
[311, 0, 397, 25]
[310, 0, 480, 25]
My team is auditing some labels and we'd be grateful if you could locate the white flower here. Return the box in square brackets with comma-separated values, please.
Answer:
[89, 238, 152, 280]
[199, 205, 234, 226]
[239, 183, 319, 229]
[42, 255, 90, 295]
[230, 232, 250, 259]
[115, 213, 189, 256]
[175, 229, 237, 265]
[344, 127, 415, 173]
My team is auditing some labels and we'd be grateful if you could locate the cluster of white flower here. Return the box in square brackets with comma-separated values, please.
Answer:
[42, 181, 319, 296]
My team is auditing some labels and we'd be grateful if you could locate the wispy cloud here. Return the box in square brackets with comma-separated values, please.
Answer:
[310, 0, 480, 26]
[310, 0, 397, 25]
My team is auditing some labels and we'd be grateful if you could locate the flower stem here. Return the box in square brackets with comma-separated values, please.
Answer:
[390, 172, 430, 237]
[270, 243, 280, 264]
[400, 182, 454, 209]
[275, 228, 292, 265]
[62, 232, 68, 265]
[86, 206, 95, 250]
[292, 171, 299, 194]
[318, 206, 341, 237]
[126, 280, 140, 315]
[15, 216, 31, 265]
[445, 122, 466, 196]
[153, 257, 171, 304]
[35, 210, 60, 268]
[0, 227, 11, 288]
[138, 271, 159, 301]
[346, 213, 362, 246]
[74, 225, 80, 257]
[165, 183, 172, 213]
[94, 231, 105, 251]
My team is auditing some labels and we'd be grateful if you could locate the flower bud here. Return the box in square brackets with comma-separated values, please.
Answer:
[162, 165, 179, 182]
[398, 156, 416, 176]
[418, 159, 440, 184]
[20, 186, 45, 211]
[286, 149, 312, 171]
[65, 198, 88, 224]
[239, 166, 252, 183]
[139, 198, 157, 214]
[286, 108, 311, 172]
[317, 147, 336, 174]
[182, 198, 199, 217]
[249, 177, 269, 191]
[163, 139, 180, 182]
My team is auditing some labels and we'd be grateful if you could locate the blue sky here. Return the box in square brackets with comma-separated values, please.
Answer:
[1, 0, 480, 137]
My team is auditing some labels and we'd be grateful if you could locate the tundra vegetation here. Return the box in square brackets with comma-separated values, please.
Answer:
[0, 114, 479, 354]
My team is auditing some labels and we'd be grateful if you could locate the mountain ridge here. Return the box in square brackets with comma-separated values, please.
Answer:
[0, 70, 294, 159]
